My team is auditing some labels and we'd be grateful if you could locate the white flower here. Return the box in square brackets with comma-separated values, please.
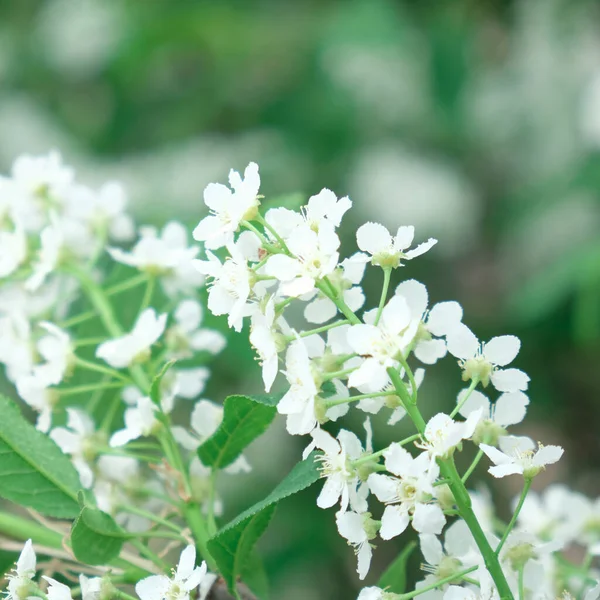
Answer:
[35, 321, 73, 384]
[79, 575, 104, 600]
[0, 224, 27, 278]
[336, 510, 376, 580]
[443, 585, 495, 600]
[96, 308, 167, 368]
[194, 233, 259, 332]
[304, 252, 366, 324]
[50, 408, 96, 488]
[109, 222, 203, 297]
[172, 367, 210, 399]
[135, 545, 207, 600]
[277, 340, 319, 435]
[347, 296, 418, 393]
[15, 373, 57, 433]
[480, 436, 563, 479]
[395, 279, 463, 364]
[357, 588, 387, 600]
[356, 222, 437, 268]
[172, 399, 251, 475]
[458, 389, 529, 443]
[25, 222, 64, 291]
[167, 299, 226, 359]
[311, 427, 368, 513]
[42, 577, 72, 600]
[417, 411, 483, 459]
[109, 396, 160, 447]
[265, 223, 340, 297]
[417, 520, 483, 597]
[193, 162, 260, 249]
[446, 325, 529, 393]
[6, 539, 36, 600]
[249, 297, 283, 392]
[367, 445, 445, 539]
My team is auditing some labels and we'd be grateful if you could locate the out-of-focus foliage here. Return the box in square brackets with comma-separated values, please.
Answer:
[0, 0, 599, 596]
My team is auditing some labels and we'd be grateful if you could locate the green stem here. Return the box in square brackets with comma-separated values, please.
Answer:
[256, 213, 291, 254]
[0, 510, 148, 581]
[495, 478, 532, 556]
[398, 565, 478, 599]
[316, 279, 361, 325]
[518, 566, 525, 600]
[129, 538, 168, 570]
[118, 505, 182, 533]
[352, 434, 420, 467]
[396, 355, 418, 403]
[387, 367, 514, 600]
[105, 273, 149, 297]
[322, 366, 357, 381]
[139, 275, 156, 312]
[462, 448, 484, 484]
[58, 381, 124, 397]
[74, 357, 132, 384]
[450, 377, 479, 418]
[182, 502, 217, 572]
[325, 390, 394, 408]
[285, 319, 349, 341]
[374, 267, 392, 326]
[74, 336, 109, 348]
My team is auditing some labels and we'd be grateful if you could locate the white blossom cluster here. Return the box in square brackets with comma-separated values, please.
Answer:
[192, 162, 598, 599]
[0, 154, 598, 600]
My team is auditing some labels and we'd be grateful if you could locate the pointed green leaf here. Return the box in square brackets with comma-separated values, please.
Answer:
[377, 541, 416, 594]
[207, 452, 321, 594]
[71, 504, 127, 565]
[197, 395, 278, 470]
[0, 395, 81, 518]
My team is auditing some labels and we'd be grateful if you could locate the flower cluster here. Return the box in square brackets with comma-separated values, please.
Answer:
[0, 153, 597, 600]
[192, 162, 598, 599]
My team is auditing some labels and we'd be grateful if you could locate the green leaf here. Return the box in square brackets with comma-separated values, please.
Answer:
[377, 541, 416, 594]
[197, 395, 278, 470]
[208, 452, 321, 594]
[0, 395, 81, 518]
[241, 551, 270, 600]
[150, 359, 177, 406]
[71, 504, 127, 565]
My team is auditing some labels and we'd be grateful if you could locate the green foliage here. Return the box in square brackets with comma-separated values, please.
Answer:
[0, 550, 17, 577]
[71, 493, 126, 565]
[197, 394, 279, 470]
[0, 395, 81, 518]
[377, 541, 417, 594]
[207, 452, 321, 595]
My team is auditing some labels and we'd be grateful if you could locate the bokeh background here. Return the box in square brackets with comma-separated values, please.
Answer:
[1, 0, 600, 597]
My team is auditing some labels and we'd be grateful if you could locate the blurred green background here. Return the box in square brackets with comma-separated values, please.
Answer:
[1, 0, 600, 597]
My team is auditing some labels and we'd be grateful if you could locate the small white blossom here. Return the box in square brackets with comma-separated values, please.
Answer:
[347, 296, 418, 393]
[6, 539, 36, 600]
[79, 575, 104, 600]
[336, 510, 377, 580]
[395, 279, 463, 365]
[277, 340, 319, 435]
[446, 326, 529, 393]
[311, 427, 368, 513]
[193, 162, 260, 249]
[480, 436, 563, 479]
[50, 408, 96, 488]
[357, 588, 387, 600]
[109, 396, 160, 447]
[356, 222, 437, 268]
[194, 233, 260, 332]
[304, 252, 366, 324]
[25, 222, 64, 291]
[367, 444, 445, 539]
[167, 299, 226, 359]
[417, 411, 483, 459]
[42, 577, 72, 600]
[265, 223, 340, 297]
[96, 308, 167, 369]
[109, 222, 203, 297]
[0, 224, 27, 278]
[249, 297, 283, 392]
[135, 545, 207, 600]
